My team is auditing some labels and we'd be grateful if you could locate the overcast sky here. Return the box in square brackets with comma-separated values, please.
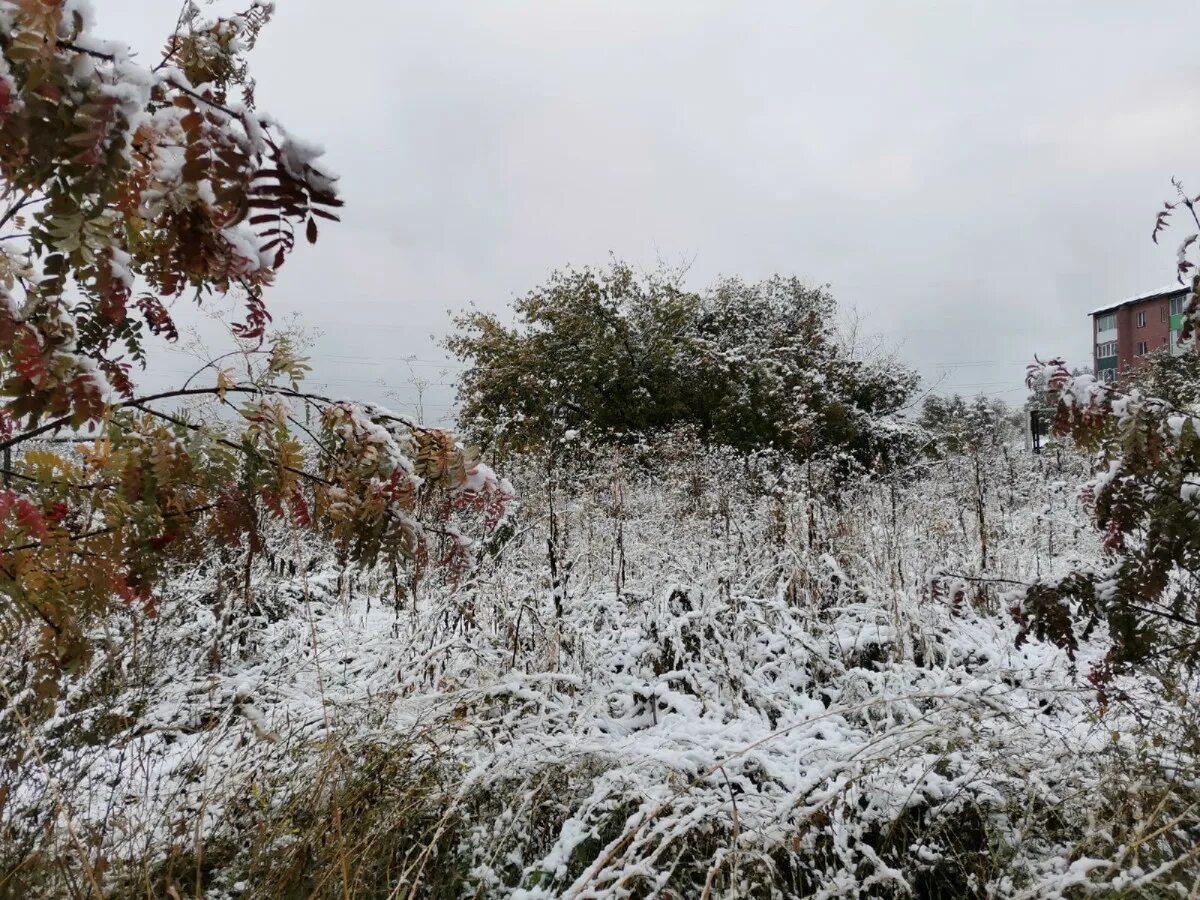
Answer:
[106, 1, 1200, 423]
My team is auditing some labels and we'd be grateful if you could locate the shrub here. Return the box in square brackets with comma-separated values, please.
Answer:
[448, 262, 918, 470]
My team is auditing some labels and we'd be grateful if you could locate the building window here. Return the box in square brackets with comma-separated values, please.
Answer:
[1136, 340, 1149, 356]
[1171, 295, 1187, 316]
[1099, 368, 1117, 384]
[1162, 304, 1169, 321]
[1096, 341, 1117, 358]
[1096, 312, 1117, 332]
[1136, 311, 1147, 328]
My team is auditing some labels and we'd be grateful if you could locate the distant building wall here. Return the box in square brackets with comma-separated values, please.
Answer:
[1092, 287, 1190, 382]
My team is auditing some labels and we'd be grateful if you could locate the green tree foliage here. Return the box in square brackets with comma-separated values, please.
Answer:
[1124, 346, 1200, 409]
[919, 393, 1015, 456]
[448, 262, 918, 468]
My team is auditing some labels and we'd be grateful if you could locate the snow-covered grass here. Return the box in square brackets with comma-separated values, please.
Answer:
[2, 441, 1198, 898]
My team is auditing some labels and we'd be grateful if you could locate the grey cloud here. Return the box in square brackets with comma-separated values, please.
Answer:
[107, 1, 1198, 418]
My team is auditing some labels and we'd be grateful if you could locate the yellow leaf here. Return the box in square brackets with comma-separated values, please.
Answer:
[216, 368, 234, 403]
[79, 439, 111, 470]
[18, 450, 70, 483]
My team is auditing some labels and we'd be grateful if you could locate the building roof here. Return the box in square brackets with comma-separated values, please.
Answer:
[1090, 284, 1189, 316]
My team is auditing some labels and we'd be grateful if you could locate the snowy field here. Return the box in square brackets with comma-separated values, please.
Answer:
[2, 442, 1197, 897]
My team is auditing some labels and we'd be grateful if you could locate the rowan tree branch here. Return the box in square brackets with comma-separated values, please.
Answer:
[1, 383, 439, 454]
[0, 502, 218, 556]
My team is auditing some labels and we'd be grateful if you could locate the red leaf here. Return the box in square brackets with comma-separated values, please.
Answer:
[291, 487, 312, 528]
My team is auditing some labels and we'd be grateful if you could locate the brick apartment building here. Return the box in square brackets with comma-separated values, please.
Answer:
[1091, 285, 1191, 382]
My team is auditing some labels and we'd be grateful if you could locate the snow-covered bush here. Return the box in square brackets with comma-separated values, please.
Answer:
[448, 263, 918, 471]
[918, 394, 1020, 458]
[1021, 182, 1200, 692]
[2, 438, 1196, 898]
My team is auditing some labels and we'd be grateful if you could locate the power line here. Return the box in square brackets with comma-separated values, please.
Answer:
[929, 359, 1030, 368]
[158, 347, 468, 369]
[147, 367, 459, 387]
[936, 384, 1022, 391]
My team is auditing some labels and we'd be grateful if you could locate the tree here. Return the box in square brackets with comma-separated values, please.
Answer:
[919, 393, 1015, 457]
[1123, 345, 1200, 410]
[1020, 182, 1200, 688]
[0, 2, 507, 694]
[448, 261, 918, 469]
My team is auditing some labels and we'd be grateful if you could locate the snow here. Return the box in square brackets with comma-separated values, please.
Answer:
[457, 460, 506, 494]
[220, 224, 270, 272]
[107, 246, 134, 290]
[0, 285, 19, 320]
[1089, 284, 1188, 316]
[0, 6, 1194, 891]
[0, 41, 21, 116]
[6, 442, 1193, 897]
[269, 120, 340, 195]
[70, 352, 112, 400]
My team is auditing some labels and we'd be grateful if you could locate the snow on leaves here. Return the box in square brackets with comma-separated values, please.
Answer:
[0, 0, 341, 430]
[5, 445, 1193, 897]
[1024, 352, 1200, 679]
[0, 4, 503, 696]
[1022, 185, 1200, 682]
